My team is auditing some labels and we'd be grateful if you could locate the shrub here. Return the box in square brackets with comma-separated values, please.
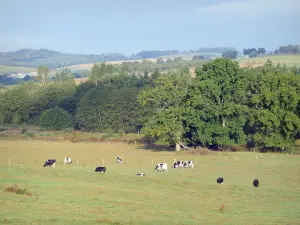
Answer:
[21, 126, 28, 134]
[23, 131, 34, 138]
[40, 107, 73, 131]
[0, 127, 7, 132]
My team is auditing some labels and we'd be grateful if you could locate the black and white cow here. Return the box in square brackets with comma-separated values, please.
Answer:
[183, 160, 194, 168]
[95, 167, 106, 173]
[217, 177, 224, 184]
[137, 173, 146, 176]
[154, 163, 168, 172]
[116, 156, 123, 164]
[172, 161, 184, 168]
[64, 157, 72, 164]
[43, 159, 56, 168]
[253, 179, 259, 187]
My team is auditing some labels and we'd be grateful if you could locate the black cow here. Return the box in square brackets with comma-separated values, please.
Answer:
[217, 177, 224, 184]
[43, 159, 56, 168]
[253, 179, 259, 187]
[95, 167, 106, 173]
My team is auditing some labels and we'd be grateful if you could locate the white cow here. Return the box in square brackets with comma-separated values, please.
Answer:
[154, 163, 168, 172]
[137, 173, 146, 176]
[183, 160, 194, 168]
[64, 157, 72, 164]
[116, 156, 123, 164]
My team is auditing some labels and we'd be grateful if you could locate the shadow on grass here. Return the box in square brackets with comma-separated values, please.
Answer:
[135, 143, 174, 152]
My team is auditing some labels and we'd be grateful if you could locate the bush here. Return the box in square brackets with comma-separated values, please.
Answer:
[40, 107, 73, 131]
[0, 127, 7, 132]
[21, 126, 28, 134]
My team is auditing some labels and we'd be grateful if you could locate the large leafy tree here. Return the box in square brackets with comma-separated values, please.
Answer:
[187, 58, 248, 149]
[138, 70, 192, 151]
[245, 64, 300, 152]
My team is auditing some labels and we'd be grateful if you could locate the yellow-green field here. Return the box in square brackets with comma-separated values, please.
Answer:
[1, 140, 300, 225]
[238, 54, 300, 68]
[0, 66, 36, 73]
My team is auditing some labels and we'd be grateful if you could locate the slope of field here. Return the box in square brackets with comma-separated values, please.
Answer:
[238, 54, 300, 68]
[1, 140, 300, 225]
[0, 66, 35, 73]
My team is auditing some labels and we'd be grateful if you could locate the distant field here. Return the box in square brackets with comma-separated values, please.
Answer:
[0, 66, 36, 73]
[1, 140, 300, 225]
[238, 54, 300, 68]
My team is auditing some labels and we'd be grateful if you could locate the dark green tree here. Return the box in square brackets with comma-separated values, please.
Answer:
[40, 107, 73, 130]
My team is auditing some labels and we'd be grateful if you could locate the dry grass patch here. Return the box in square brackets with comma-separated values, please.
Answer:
[3, 184, 32, 196]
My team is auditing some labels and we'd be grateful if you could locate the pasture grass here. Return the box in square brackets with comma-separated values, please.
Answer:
[238, 54, 300, 68]
[0, 66, 35, 73]
[1, 140, 300, 224]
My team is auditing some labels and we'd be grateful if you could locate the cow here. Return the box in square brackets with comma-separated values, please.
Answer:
[253, 179, 259, 187]
[116, 156, 123, 164]
[64, 157, 72, 164]
[172, 161, 184, 168]
[217, 177, 224, 184]
[154, 163, 168, 172]
[137, 173, 146, 176]
[183, 160, 194, 168]
[43, 159, 56, 168]
[95, 167, 106, 173]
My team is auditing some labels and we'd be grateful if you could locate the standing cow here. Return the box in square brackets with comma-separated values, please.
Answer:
[154, 163, 168, 172]
[95, 167, 106, 173]
[43, 159, 56, 168]
[116, 156, 123, 164]
[64, 157, 72, 164]
[183, 161, 194, 168]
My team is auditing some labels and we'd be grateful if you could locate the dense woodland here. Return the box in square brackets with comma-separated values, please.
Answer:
[0, 58, 300, 153]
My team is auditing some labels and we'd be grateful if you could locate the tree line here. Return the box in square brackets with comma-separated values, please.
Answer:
[0, 58, 299, 153]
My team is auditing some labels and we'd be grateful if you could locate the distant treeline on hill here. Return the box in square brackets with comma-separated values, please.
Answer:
[0, 46, 237, 70]
[1, 58, 300, 153]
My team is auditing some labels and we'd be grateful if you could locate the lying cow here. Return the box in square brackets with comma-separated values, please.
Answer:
[137, 173, 146, 176]
[172, 161, 184, 168]
[95, 167, 106, 173]
[154, 163, 168, 172]
[64, 157, 72, 164]
[183, 160, 194, 168]
[43, 159, 56, 168]
[116, 156, 123, 164]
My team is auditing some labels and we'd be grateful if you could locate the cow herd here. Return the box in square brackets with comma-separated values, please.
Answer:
[42, 156, 259, 187]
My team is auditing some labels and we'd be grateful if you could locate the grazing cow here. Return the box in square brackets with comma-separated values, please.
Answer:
[172, 161, 184, 168]
[154, 163, 168, 172]
[43, 159, 56, 168]
[116, 156, 123, 164]
[253, 179, 259, 187]
[183, 160, 194, 168]
[137, 173, 146, 176]
[64, 157, 72, 164]
[217, 177, 224, 184]
[95, 167, 106, 173]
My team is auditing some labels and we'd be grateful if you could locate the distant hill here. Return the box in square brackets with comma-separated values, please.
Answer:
[0, 47, 238, 71]
[0, 48, 134, 69]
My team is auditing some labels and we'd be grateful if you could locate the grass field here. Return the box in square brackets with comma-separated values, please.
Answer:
[238, 54, 300, 68]
[1, 140, 300, 225]
[0, 66, 36, 73]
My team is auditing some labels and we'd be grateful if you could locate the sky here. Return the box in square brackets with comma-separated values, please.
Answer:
[0, 0, 299, 55]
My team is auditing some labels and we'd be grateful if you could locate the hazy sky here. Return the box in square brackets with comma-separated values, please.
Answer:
[0, 0, 299, 55]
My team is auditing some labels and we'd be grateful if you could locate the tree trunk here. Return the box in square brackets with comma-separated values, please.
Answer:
[175, 142, 181, 152]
